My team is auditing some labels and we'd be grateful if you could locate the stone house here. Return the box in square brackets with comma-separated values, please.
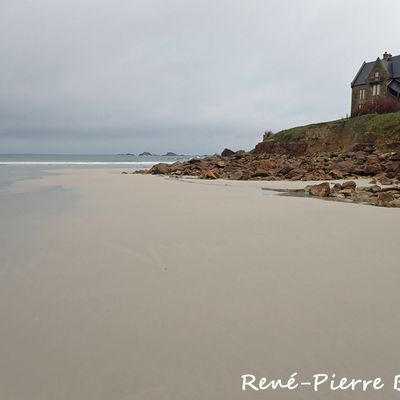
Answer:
[351, 52, 400, 116]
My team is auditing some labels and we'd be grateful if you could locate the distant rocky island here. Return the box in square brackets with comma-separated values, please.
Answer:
[137, 151, 184, 157]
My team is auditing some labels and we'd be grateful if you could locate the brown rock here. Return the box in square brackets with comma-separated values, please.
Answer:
[257, 160, 274, 170]
[388, 199, 400, 208]
[364, 163, 382, 175]
[252, 169, 269, 178]
[332, 183, 342, 191]
[211, 168, 221, 178]
[329, 170, 344, 179]
[308, 182, 331, 197]
[377, 192, 395, 207]
[370, 185, 381, 193]
[353, 192, 373, 203]
[230, 171, 243, 180]
[335, 160, 355, 173]
[151, 163, 170, 174]
[342, 181, 357, 190]
[341, 188, 355, 197]
[201, 169, 217, 179]
[380, 178, 393, 185]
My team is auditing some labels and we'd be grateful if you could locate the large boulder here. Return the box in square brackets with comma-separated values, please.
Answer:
[329, 170, 345, 179]
[377, 192, 395, 207]
[150, 163, 170, 174]
[370, 185, 382, 193]
[334, 160, 355, 174]
[342, 181, 357, 190]
[230, 171, 244, 180]
[308, 182, 331, 197]
[388, 199, 400, 208]
[221, 148, 235, 157]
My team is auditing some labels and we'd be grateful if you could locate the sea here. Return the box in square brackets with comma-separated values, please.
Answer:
[0, 153, 191, 166]
[0, 153, 192, 194]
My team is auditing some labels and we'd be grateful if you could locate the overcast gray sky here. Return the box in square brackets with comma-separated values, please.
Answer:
[0, 0, 399, 154]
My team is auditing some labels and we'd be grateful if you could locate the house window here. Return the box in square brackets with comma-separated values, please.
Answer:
[374, 71, 379, 79]
[372, 84, 380, 96]
[359, 89, 365, 100]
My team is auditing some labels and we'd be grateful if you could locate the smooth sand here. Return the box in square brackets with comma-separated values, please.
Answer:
[1, 169, 400, 399]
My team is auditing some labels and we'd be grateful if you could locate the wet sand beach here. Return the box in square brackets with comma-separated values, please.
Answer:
[1, 168, 400, 399]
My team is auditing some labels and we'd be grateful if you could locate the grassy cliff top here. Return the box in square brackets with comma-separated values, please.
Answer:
[273, 112, 400, 143]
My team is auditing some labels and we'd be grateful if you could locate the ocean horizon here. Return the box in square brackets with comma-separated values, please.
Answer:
[0, 153, 193, 166]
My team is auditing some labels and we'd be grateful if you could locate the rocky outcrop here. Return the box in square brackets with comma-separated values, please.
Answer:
[133, 113, 400, 195]
[136, 149, 400, 183]
[290, 181, 400, 207]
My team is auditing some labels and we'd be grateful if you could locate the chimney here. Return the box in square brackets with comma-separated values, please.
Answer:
[383, 51, 392, 61]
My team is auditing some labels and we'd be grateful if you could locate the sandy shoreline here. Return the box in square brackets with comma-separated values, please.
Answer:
[1, 168, 400, 399]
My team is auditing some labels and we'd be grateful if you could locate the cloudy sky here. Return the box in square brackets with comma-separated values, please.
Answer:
[0, 0, 399, 154]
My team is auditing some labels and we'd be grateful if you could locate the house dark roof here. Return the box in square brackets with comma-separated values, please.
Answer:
[389, 55, 400, 77]
[388, 79, 400, 94]
[352, 54, 400, 86]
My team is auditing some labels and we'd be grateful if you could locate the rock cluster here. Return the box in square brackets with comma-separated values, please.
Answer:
[295, 181, 400, 207]
[138, 148, 400, 183]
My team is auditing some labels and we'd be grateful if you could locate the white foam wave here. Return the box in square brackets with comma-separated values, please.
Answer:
[0, 161, 172, 165]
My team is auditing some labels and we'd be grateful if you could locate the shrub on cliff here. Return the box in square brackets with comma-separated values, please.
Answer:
[353, 97, 400, 117]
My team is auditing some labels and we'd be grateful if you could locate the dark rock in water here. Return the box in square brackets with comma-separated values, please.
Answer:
[221, 148, 235, 157]
[139, 152, 153, 156]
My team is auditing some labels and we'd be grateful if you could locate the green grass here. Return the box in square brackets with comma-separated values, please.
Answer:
[367, 112, 400, 137]
[274, 122, 329, 143]
[272, 112, 400, 143]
